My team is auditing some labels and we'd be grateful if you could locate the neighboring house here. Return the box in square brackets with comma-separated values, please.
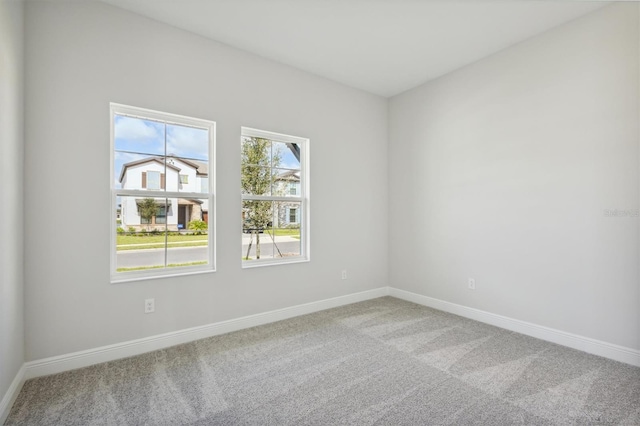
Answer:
[242, 170, 301, 230]
[274, 170, 301, 228]
[119, 156, 209, 231]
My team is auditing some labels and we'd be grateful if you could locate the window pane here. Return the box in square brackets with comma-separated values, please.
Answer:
[242, 137, 272, 167]
[242, 200, 274, 260]
[241, 165, 271, 196]
[114, 115, 165, 157]
[114, 152, 166, 191]
[147, 171, 161, 189]
[274, 201, 301, 257]
[116, 196, 209, 272]
[156, 206, 167, 224]
[200, 177, 209, 193]
[167, 156, 208, 194]
[116, 196, 169, 272]
[167, 197, 209, 268]
[272, 141, 300, 170]
[273, 168, 300, 197]
[242, 201, 301, 261]
[166, 122, 209, 194]
[166, 123, 209, 163]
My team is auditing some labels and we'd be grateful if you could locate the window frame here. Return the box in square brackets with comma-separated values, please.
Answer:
[110, 103, 216, 283]
[241, 127, 310, 268]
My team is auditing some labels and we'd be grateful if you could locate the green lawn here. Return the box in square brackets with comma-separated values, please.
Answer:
[116, 229, 300, 252]
[117, 234, 208, 244]
[117, 234, 208, 251]
[266, 228, 300, 237]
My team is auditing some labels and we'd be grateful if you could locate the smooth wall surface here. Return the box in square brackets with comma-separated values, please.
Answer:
[389, 3, 640, 350]
[24, 1, 388, 360]
[0, 0, 25, 403]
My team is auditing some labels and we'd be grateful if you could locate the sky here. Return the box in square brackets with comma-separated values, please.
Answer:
[114, 114, 210, 188]
[114, 114, 301, 188]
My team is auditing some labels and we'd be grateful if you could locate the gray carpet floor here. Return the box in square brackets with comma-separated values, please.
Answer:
[6, 297, 640, 425]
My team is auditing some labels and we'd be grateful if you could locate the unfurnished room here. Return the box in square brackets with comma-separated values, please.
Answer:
[1, 0, 639, 424]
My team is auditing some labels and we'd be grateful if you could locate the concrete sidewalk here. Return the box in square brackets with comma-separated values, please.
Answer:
[241, 233, 299, 244]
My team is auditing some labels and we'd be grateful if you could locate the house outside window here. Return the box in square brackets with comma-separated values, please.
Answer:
[241, 127, 309, 267]
[111, 103, 215, 282]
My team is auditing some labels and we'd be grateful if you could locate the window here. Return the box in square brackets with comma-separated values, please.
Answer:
[111, 103, 215, 282]
[156, 206, 167, 224]
[146, 171, 162, 189]
[138, 204, 166, 225]
[241, 127, 309, 266]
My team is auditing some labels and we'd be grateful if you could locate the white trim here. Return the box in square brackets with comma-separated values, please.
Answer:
[241, 126, 310, 267]
[0, 364, 25, 424]
[389, 287, 640, 367]
[23, 287, 389, 380]
[110, 103, 216, 283]
[241, 126, 306, 145]
[17, 286, 640, 387]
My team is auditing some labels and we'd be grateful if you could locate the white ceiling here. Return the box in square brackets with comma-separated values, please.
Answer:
[99, 0, 607, 97]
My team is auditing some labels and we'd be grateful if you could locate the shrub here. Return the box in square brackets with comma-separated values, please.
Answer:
[127, 226, 136, 235]
[116, 227, 125, 235]
[188, 220, 207, 235]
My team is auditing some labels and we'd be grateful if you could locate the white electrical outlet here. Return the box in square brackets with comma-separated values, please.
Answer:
[468, 278, 476, 290]
[145, 298, 155, 313]
[341, 270, 347, 280]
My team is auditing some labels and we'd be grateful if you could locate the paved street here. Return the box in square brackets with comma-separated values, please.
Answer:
[116, 235, 300, 268]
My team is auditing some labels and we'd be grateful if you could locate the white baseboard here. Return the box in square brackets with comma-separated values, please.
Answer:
[389, 287, 640, 367]
[24, 287, 390, 380]
[18, 285, 639, 389]
[0, 364, 25, 424]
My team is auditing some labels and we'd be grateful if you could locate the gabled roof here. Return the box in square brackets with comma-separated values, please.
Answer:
[119, 155, 210, 183]
[119, 158, 181, 183]
[276, 169, 300, 182]
[166, 155, 209, 176]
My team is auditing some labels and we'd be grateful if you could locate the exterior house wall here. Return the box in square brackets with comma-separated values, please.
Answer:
[171, 159, 197, 193]
[121, 161, 179, 229]
[120, 158, 208, 231]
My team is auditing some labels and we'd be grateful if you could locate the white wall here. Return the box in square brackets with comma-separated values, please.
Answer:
[0, 0, 25, 413]
[24, 1, 388, 360]
[389, 3, 640, 350]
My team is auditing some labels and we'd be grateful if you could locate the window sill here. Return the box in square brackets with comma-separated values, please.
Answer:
[241, 257, 309, 269]
[111, 266, 216, 284]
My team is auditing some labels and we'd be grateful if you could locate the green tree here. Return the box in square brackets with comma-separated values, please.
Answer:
[241, 137, 281, 259]
[138, 198, 160, 231]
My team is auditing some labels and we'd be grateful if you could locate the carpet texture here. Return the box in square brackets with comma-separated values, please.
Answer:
[6, 297, 640, 425]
